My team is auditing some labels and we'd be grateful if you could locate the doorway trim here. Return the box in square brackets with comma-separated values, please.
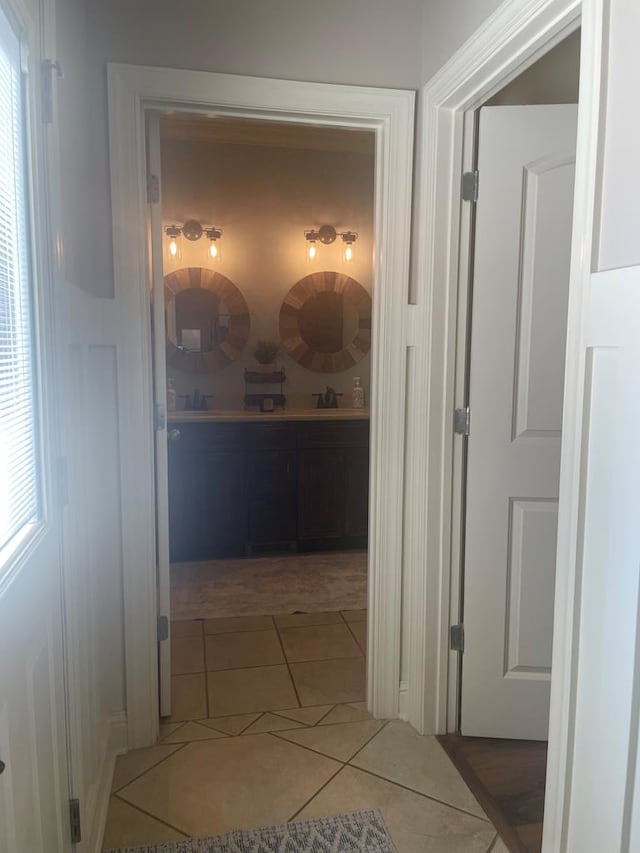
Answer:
[107, 65, 415, 748]
[407, 0, 603, 848]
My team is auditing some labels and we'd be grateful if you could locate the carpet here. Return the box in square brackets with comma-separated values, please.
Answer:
[104, 809, 395, 853]
[170, 551, 368, 620]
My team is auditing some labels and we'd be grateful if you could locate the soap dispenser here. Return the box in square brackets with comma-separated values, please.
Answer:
[351, 377, 365, 409]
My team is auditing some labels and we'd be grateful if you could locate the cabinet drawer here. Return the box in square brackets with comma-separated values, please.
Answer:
[244, 421, 297, 450]
[171, 421, 245, 451]
[298, 419, 369, 448]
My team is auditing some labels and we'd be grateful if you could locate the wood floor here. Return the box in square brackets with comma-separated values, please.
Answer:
[438, 734, 547, 853]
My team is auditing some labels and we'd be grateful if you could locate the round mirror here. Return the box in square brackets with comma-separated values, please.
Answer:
[279, 271, 371, 372]
[164, 267, 250, 373]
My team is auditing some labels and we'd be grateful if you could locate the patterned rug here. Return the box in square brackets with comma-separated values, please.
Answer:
[104, 809, 395, 852]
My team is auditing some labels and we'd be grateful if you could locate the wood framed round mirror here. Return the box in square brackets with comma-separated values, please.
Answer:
[164, 267, 250, 373]
[279, 271, 371, 372]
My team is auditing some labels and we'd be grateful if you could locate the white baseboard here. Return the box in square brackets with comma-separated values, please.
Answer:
[90, 710, 128, 853]
[398, 680, 409, 721]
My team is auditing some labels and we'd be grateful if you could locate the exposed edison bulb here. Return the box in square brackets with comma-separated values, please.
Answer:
[344, 243, 354, 263]
[209, 241, 220, 260]
[307, 242, 318, 262]
[169, 238, 179, 257]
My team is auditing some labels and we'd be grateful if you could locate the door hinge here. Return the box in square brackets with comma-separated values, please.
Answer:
[157, 614, 169, 642]
[154, 403, 166, 431]
[454, 407, 471, 436]
[147, 173, 160, 204]
[462, 170, 479, 203]
[54, 456, 69, 508]
[41, 59, 62, 124]
[69, 798, 81, 844]
[450, 624, 465, 653]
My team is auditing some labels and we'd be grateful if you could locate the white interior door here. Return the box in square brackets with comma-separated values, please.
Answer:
[461, 105, 577, 740]
[147, 114, 172, 716]
[0, 3, 71, 848]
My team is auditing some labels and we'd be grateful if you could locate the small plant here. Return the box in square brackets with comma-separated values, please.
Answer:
[253, 339, 279, 364]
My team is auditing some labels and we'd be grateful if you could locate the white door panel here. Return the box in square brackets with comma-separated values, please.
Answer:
[147, 114, 172, 716]
[462, 105, 577, 739]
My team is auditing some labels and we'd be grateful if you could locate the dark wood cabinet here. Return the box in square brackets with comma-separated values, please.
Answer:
[168, 423, 246, 561]
[168, 417, 368, 561]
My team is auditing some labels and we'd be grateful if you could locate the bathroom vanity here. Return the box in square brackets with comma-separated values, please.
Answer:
[167, 410, 369, 561]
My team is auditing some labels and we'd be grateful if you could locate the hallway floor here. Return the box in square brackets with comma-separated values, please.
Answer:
[103, 611, 506, 852]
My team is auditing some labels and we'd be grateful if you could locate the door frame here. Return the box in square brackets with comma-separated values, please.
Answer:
[407, 0, 604, 847]
[107, 64, 415, 748]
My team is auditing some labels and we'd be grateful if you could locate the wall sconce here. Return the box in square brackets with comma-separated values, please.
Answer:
[205, 227, 223, 261]
[165, 220, 224, 262]
[304, 224, 358, 263]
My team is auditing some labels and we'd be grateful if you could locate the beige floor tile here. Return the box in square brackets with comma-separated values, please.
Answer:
[297, 765, 495, 853]
[242, 712, 305, 734]
[158, 721, 184, 741]
[118, 734, 341, 837]
[290, 657, 366, 706]
[161, 721, 227, 743]
[273, 705, 335, 726]
[351, 721, 486, 819]
[274, 611, 344, 629]
[170, 619, 203, 638]
[319, 703, 372, 725]
[169, 673, 207, 722]
[208, 664, 298, 716]
[204, 615, 274, 634]
[203, 713, 261, 735]
[347, 620, 367, 653]
[171, 636, 205, 675]
[341, 609, 367, 623]
[111, 744, 182, 792]
[279, 623, 363, 663]
[276, 719, 385, 762]
[205, 629, 284, 670]
[102, 797, 186, 849]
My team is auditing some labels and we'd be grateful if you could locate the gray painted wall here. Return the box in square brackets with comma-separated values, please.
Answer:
[74, 0, 424, 297]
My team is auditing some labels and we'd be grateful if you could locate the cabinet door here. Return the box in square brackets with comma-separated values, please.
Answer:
[169, 444, 246, 560]
[345, 444, 370, 537]
[248, 449, 297, 546]
[298, 447, 346, 540]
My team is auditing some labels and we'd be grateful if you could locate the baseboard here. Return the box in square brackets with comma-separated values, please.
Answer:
[90, 710, 128, 853]
[398, 680, 409, 720]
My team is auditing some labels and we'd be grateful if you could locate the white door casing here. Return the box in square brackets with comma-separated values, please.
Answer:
[147, 114, 172, 717]
[462, 105, 577, 740]
[107, 65, 414, 743]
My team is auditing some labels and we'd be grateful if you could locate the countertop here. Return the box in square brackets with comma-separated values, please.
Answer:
[167, 408, 369, 424]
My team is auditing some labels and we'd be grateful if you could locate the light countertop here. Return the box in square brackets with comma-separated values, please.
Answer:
[167, 408, 369, 424]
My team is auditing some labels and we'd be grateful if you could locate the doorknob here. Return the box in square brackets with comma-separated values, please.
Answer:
[168, 428, 181, 441]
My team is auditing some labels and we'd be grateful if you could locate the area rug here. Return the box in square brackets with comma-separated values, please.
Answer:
[104, 809, 395, 853]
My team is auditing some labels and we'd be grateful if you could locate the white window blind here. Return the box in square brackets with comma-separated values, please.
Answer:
[0, 8, 39, 554]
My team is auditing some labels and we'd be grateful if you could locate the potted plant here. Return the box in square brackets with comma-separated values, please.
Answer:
[252, 339, 280, 374]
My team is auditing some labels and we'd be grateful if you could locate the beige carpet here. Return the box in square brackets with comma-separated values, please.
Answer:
[170, 551, 367, 620]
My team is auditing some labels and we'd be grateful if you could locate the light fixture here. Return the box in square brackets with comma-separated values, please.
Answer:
[342, 231, 357, 263]
[165, 221, 224, 262]
[304, 224, 358, 263]
[205, 227, 223, 261]
[165, 224, 182, 258]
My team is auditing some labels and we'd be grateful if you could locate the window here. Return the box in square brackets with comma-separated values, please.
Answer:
[0, 7, 39, 556]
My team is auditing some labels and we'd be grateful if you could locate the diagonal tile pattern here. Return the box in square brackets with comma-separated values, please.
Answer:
[105, 612, 499, 853]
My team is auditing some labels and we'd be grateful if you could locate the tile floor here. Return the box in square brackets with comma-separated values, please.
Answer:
[103, 610, 502, 853]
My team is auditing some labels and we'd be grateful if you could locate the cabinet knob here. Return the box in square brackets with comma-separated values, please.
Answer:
[168, 428, 181, 442]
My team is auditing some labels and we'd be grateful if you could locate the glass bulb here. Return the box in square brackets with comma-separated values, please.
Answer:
[169, 238, 178, 257]
[307, 242, 318, 262]
[209, 241, 219, 260]
[344, 244, 354, 263]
